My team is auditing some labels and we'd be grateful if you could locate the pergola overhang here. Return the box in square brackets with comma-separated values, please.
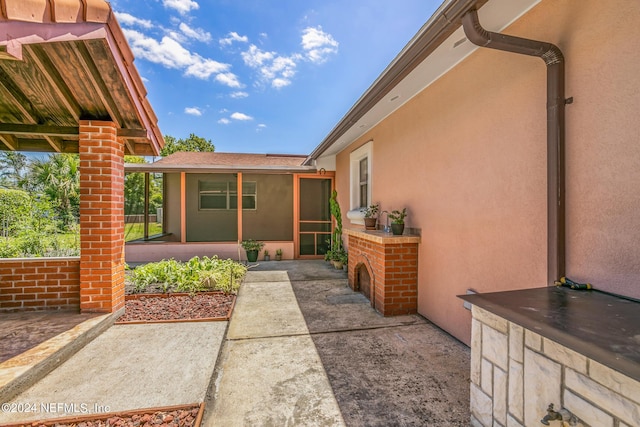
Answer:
[0, 0, 163, 314]
[0, 0, 162, 156]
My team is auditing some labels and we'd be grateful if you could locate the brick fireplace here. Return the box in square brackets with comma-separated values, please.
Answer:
[345, 228, 420, 316]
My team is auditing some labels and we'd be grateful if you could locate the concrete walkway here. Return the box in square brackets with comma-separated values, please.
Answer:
[203, 260, 470, 426]
[1, 322, 226, 424]
[201, 268, 345, 426]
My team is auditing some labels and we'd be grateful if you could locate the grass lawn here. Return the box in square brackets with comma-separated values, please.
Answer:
[125, 222, 163, 241]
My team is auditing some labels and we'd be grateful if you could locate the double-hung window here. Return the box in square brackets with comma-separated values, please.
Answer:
[199, 181, 229, 210]
[347, 141, 373, 224]
[358, 157, 368, 208]
[240, 182, 257, 210]
[199, 181, 257, 210]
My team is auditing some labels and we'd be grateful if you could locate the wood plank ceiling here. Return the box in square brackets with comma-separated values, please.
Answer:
[0, 1, 162, 156]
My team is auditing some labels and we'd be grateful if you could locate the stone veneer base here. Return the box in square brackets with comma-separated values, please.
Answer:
[462, 288, 640, 427]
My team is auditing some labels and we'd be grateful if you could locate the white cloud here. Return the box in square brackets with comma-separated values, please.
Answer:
[301, 26, 338, 63]
[124, 29, 193, 69]
[230, 112, 253, 121]
[215, 72, 242, 88]
[256, 124, 267, 132]
[185, 59, 229, 79]
[238, 27, 338, 89]
[123, 29, 241, 87]
[271, 78, 290, 88]
[165, 30, 186, 44]
[220, 32, 249, 46]
[184, 107, 203, 116]
[242, 45, 299, 88]
[218, 118, 231, 124]
[114, 12, 153, 29]
[241, 44, 274, 68]
[230, 91, 249, 99]
[179, 22, 211, 42]
[163, 0, 199, 15]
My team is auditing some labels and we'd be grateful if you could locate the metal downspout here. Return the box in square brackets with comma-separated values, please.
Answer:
[461, 8, 566, 285]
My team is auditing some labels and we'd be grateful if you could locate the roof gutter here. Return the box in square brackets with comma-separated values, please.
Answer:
[461, 8, 566, 286]
[304, 0, 488, 166]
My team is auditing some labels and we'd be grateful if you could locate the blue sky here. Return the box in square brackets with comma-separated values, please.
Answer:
[111, 0, 441, 155]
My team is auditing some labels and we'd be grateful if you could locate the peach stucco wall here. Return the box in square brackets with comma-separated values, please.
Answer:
[334, 0, 640, 344]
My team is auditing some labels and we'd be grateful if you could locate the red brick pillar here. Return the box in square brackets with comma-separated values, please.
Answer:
[79, 121, 125, 312]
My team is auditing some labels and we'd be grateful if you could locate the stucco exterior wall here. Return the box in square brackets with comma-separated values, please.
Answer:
[165, 173, 182, 241]
[334, 0, 640, 344]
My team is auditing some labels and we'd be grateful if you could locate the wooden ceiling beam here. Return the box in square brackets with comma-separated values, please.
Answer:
[0, 67, 42, 124]
[25, 45, 81, 122]
[118, 128, 149, 139]
[44, 135, 63, 152]
[0, 123, 79, 137]
[133, 143, 156, 156]
[120, 137, 135, 156]
[0, 122, 148, 140]
[0, 134, 18, 150]
[72, 42, 124, 127]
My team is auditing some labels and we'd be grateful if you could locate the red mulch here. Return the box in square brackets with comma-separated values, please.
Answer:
[13, 406, 201, 427]
[117, 293, 235, 323]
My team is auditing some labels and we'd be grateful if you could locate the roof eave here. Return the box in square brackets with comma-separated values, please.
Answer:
[124, 164, 318, 174]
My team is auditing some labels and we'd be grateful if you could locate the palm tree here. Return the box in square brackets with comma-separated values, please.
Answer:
[27, 154, 80, 229]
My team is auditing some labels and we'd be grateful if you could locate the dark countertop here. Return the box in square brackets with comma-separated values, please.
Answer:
[460, 287, 640, 382]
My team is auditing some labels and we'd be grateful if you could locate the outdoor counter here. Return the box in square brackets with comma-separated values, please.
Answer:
[460, 286, 640, 382]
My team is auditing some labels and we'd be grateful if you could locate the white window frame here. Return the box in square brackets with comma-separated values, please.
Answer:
[347, 141, 372, 224]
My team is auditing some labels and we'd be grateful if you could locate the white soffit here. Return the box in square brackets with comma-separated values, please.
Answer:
[321, 0, 541, 158]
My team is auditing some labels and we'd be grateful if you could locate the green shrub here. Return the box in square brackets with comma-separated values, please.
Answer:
[0, 189, 79, 258]
[0, 189, 31, 237]
[128, 256, 247, 294]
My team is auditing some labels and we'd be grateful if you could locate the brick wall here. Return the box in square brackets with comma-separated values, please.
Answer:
[346, 229, 420, 316]
[0, 258, 80, 312]
[470, 306, 640, 427]
[79, 120, 125, 313]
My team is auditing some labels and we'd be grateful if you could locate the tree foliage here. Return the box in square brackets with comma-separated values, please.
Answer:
[26, 153, 80, 228]
[0, 151, 27, 188]
[160, 133, 215, 156]
[0, 188, 77, 257]
[0, 188, 31, 236]
[124, 156, 162, 216]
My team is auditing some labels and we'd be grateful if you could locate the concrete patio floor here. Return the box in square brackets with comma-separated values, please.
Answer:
[1, 260, 470, 426]
[203, 260, 471, 426]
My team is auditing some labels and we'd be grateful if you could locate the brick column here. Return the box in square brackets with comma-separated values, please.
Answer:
[79, 121, 125, 312]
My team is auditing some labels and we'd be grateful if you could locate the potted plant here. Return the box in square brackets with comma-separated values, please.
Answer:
[331, 248, 347, 269]
[364, 203, 379, 230]
[388, 208, 407, 235]
[275, 249, 283, 261]
[241, 239, 264, 262]
[263, 250, 270, 261]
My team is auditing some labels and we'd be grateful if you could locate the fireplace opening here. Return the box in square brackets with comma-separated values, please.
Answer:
[357, 263, 372, 304]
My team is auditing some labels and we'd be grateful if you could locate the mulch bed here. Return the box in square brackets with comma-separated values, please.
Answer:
[117, 293, 235, 323]
[6, 404, 203, 427]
